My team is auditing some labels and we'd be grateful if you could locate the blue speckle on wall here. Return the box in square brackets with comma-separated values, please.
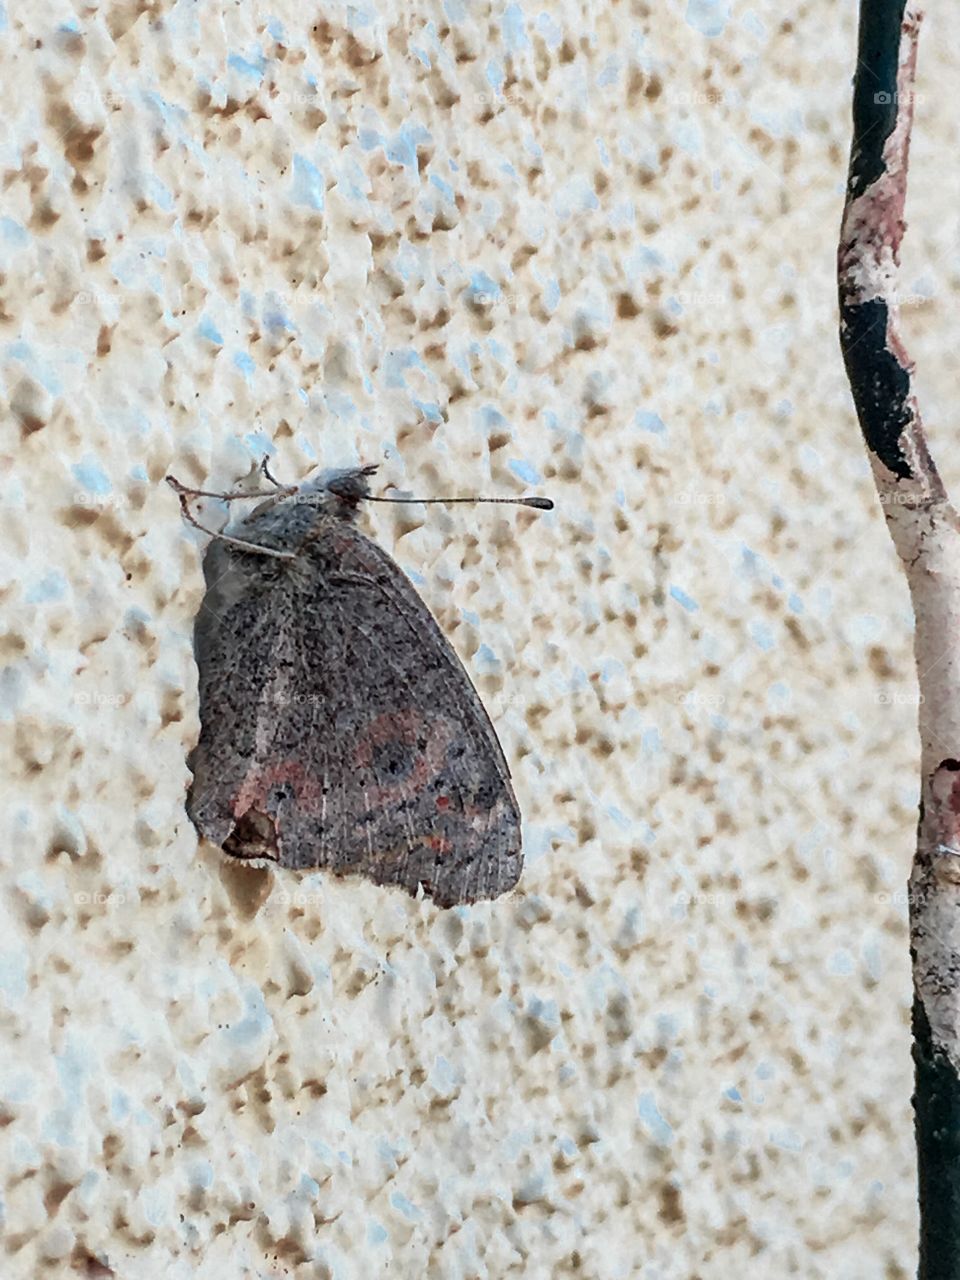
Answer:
[243, 431, 274, 456]
[669, 585, 699, 613]
[788, 593, 804, 614]
[724, 1086, 742, 1103]
[637, 1092, 674, 1145]
[390, 1192, 422, 1221]
[478, 405, 510, 434]
[228, 51, 267, 81]
[233, 351, 255, 379]
[474, 643, 500, 673]
[675, 119, 703, 155]
[0, 217, 28, 243]
[554, 175, 599, 218]
[383, 347, 427, 389]
[291, 154, 325, 210]
[385, 123, 430, 170]
[430, 173, 455, 201]
[26, 572, 67, 604]
[685, 0, 729, 36]
[325, 390, 357, 421]
[367, 1220, 388, 1245]
[508, 458, 541, 485]
[467, 270, 501, 303]
[429, 1055, 458, 1091]
[502, 4, 529, 52]
[524, 824, 573, 861]
[635, 408, 666, 435]
[197, 318, 223, 345]
[0, 3, 8, 31]
[485, 60, 505, 91]
[748, 620, 775, 652]
[827, 949, 855, 977]
[536, 12, 561, 45]
[542, 278, 560, 312]
[411, 398, 442, 423]
[55, 1038, 89, 1103]
[188, 1160, 214, 1189]
[347, 5, 374, 27]
[264, 306, 294, 332]
[144, 175, 175, 212]
[72, 458, 112, 495]
[597, 57, 619, 88]
[411, 44, 431, 68]
[768, 1126, 803, 1153]
[42, 1109, 75, 1148]
[224, 986, 271, 1047]
[626, 244, 664, 278]
[358, 128, 383, 151]
[267, 18, 284, 39]
[0, 950, 26, 999]
[742, 10, 766, 38]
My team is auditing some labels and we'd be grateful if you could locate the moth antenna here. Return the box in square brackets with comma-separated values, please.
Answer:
[364, 491, 554, 511]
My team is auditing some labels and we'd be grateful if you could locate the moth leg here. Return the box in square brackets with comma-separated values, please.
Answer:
[259, 455, 294, 491]
[165, 474, 292, 503]
[166, 476, 296, 561]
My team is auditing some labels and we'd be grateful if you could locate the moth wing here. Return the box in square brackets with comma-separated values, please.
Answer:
[187, 518, 523, 906]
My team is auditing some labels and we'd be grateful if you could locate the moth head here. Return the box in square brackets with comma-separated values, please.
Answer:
[323, 464, 378, 506]
[294, 464, 378, 516]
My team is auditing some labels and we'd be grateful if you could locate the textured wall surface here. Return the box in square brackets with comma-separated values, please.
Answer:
[3, 0, 959, 1276]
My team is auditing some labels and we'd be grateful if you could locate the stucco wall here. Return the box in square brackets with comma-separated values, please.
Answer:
[3, 1, 957, 1276]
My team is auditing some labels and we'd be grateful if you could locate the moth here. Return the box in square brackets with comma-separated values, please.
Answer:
[167, 461, 552, 907]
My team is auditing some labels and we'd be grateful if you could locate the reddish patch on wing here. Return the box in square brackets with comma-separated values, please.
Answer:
[233, 759, 323, 818]
[424, 834, 453, 856]
[352, 710, 456, 811]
